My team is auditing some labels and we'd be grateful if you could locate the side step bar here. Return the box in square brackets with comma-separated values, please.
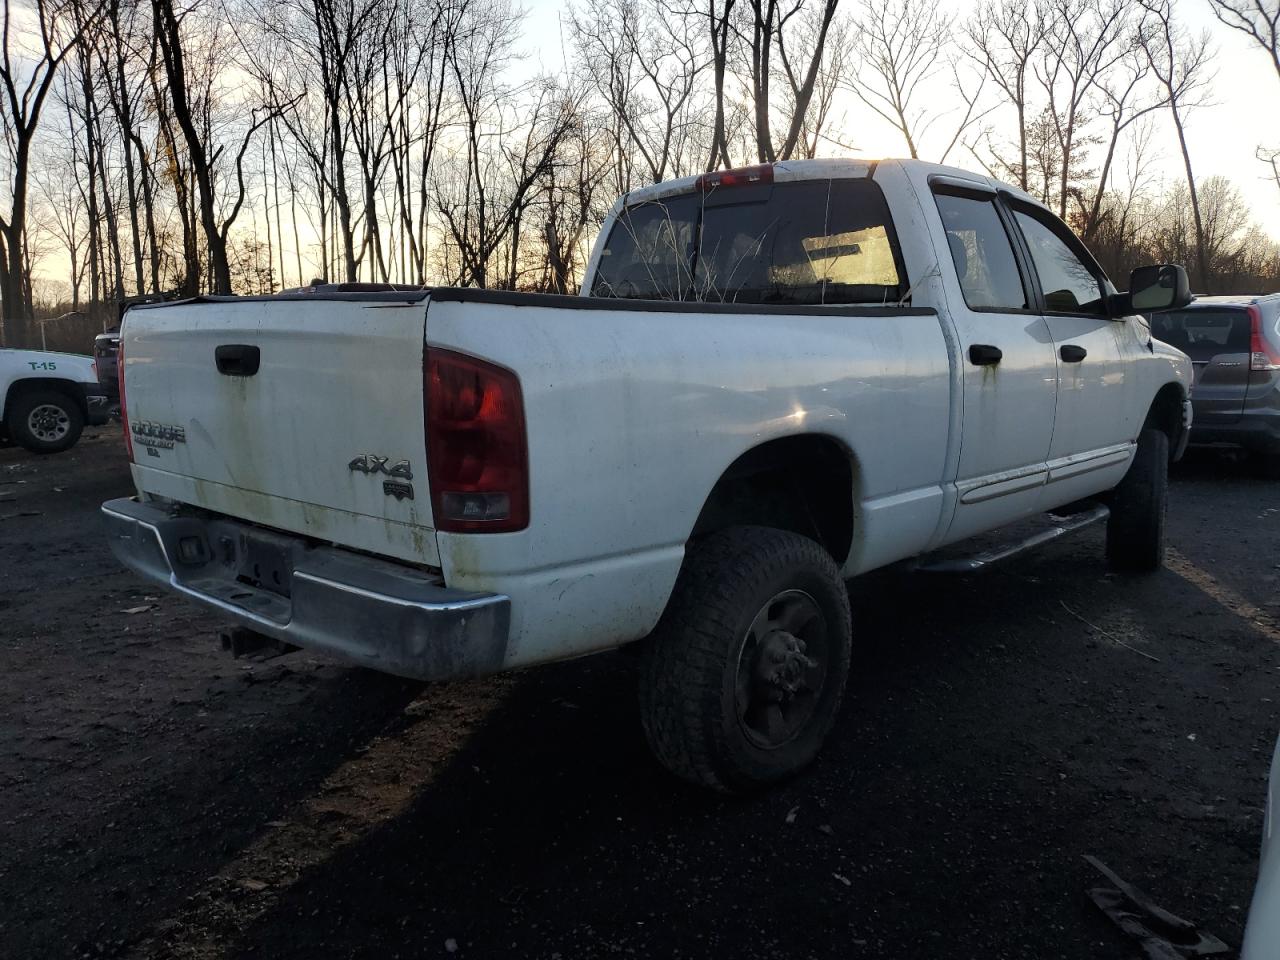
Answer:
[915, 503, 1111, 574]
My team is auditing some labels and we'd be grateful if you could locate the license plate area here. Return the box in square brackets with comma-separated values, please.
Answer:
[235, 534, 293, 598]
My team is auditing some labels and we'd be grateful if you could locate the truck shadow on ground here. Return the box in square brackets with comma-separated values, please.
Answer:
[201, 542, 1269, 960]
[3, 667, 423, 959]
[1172, 447, 1273, 484]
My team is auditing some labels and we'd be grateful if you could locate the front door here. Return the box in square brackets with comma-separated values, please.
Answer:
[931, 186, 1060, 544]
[1007, 203, 1138, 506]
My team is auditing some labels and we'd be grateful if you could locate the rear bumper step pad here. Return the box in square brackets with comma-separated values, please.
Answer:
[102, 497, 510, 681]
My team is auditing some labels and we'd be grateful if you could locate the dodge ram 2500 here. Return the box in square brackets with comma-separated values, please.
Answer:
[103, 158, 1194, 791]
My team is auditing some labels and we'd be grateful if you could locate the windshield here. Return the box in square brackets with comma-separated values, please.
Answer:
[590, 179, 904, 305]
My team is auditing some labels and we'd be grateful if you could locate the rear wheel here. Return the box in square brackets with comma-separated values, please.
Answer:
[638, 526, 852, 793]
[7, 389, 84, 455]
[1106, 428, 1168, 572]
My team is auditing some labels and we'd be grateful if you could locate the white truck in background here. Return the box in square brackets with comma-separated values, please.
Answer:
[2, 348, 110, 454]
[103, 158, 1193, 791]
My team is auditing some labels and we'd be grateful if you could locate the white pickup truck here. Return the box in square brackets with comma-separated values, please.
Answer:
[2, 348, 111, 453]
[103, 158, 1193, 791]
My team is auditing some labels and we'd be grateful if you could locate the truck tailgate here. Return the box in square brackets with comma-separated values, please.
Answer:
[122, 296, 438, 566]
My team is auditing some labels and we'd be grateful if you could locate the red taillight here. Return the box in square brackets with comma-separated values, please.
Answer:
[118, 336, 133, 461]
[695, 163, 774, 192]
[425, 348, 528, 533]
[1249, 305, 1280, 372]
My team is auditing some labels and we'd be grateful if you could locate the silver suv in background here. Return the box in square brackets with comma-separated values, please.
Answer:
[1150, 294, 1280, 476]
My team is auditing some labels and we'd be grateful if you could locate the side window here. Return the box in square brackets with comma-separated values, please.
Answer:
[1011, 209, 1106, 315]
[933, 192, 1028, 311]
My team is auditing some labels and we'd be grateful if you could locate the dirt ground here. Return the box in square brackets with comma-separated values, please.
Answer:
[2, 429, 1279, 960]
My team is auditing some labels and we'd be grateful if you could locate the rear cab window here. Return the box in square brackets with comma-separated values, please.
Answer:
[591, 179, 905, 305]
[1151, 309, 1252, 361]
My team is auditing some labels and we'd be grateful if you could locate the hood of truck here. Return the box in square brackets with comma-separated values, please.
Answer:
[2, 348, 98, 384]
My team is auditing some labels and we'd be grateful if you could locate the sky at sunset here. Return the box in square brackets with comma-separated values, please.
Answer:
[521, 0, 1280, 242]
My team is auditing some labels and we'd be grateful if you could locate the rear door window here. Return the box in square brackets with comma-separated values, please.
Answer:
[932, 192, 1028, 312]
[591, 179, 904, 305]
[1151, 309, 1251, 361]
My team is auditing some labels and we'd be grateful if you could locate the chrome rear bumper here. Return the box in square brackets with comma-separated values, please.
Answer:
[101, 497, 510, 681]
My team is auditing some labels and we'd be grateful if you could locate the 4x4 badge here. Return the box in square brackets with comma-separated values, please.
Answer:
[348, 455, 413, 480]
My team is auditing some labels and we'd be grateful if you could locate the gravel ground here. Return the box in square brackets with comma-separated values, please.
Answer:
[2, 431, 1278, 960]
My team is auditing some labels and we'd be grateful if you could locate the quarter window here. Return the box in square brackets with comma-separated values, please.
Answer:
[933, 192, 1028, 311]
[1012, 209, 1106, 315]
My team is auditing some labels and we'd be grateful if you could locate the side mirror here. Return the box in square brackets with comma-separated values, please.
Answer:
[1121, 264, 1192, 314]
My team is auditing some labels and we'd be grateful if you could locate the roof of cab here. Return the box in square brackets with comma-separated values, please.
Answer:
[614, 157, 1038, 212]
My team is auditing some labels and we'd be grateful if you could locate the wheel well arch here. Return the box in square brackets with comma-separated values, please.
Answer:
[689, 434, 857, 565]
[1143, 382, 1186, 457]
[4, 378, 87, 422]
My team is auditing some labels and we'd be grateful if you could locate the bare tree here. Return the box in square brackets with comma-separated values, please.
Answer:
[153, 0, 288, 294]
[966, 0, 1045, 191]
[1138, 0, 1214, 291]
[0, 0, 100, 343]
[570, 0, 708, 188]
[1081, 27, 1168, 240]
[846, 0, 954, 161]
[1205, 0, 1278, 200]
[32, 127, 88, 307]
[434, 1, 578, 288]
[1206, 0, 1278, 81]
[705, 0, 736, 169]
[1261, 145, 1280, 196]
[779, 6, 849, 158]
[738, 0, 839, 163]
[1035, 0, 1130, 218]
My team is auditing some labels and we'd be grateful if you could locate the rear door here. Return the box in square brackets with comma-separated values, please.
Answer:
[1151, 308, 1251, 423]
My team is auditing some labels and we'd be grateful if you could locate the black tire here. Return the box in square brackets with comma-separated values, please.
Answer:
[638, 526, 852, 793]
[1106, 428, 1168, 572]
[6, 389, 84, 455]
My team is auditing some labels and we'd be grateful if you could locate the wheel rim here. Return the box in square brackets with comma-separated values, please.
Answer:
[27, 403, 71, 443]
[734, 588, 829, 750]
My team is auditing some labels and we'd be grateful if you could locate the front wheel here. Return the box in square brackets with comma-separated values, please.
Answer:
[1106, 428, 1168, 572]
[638, 526, 852, 793]
[7, 389, 84, 455]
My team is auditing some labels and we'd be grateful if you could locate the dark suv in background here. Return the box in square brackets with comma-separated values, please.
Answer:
[93, 328, 120, 402]
[1150, 294, 1280, 476]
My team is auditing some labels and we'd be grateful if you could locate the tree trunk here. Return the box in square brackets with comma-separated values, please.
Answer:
[154, 0, 233, 294]
[108, 0, 146, 296]
[1170, 104, 1210, 293]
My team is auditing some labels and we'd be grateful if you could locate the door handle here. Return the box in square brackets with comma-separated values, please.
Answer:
[968, 344, 1003, 366]
[1059, 345, 1087, 363]
[215, 344, 261, 376]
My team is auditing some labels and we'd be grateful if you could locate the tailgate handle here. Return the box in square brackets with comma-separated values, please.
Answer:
[215, 344, 260, 377]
